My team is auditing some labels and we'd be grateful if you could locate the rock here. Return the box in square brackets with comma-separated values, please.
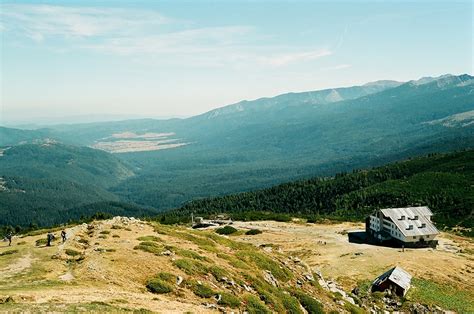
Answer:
[352, 287, 360, 295]
[346, 297, 355, 305]
[214, 294, 222, 302]
[304, 273, 315, 281]
[176, 276, 183, 286]
[263, 270, 279, 287]
[162, 250, 173, 256]
[243, 284, 253, 292]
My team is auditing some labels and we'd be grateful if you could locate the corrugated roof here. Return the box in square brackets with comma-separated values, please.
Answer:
[380, 206, 439, 237]
[373, 266, 412, 291]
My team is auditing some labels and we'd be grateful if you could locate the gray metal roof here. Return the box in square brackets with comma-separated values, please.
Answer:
[373, 266, 412, 291]
[380, 206, 439, 237]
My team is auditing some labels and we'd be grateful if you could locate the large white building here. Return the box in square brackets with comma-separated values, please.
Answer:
[366, 206, 439, 247]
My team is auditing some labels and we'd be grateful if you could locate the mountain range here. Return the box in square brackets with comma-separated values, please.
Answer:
[0, 74, 473, 227]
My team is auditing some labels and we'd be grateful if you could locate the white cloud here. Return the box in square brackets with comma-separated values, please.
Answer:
[1, 4, 332, 68]
[261, 49, 332, 67]
[1, 4, 170, 41]
[325, 64, 352, 70]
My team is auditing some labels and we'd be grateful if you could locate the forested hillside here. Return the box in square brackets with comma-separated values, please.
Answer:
[0, 143, 154, 227]
[163, 150, 473, 233]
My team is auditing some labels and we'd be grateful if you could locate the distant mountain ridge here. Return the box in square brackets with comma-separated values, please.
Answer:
[1, 73, 472, 224]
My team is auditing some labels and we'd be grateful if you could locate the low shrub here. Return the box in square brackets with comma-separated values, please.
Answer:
[293, 291, 324, 314]
[137, 235, 162, 242]
[146, 278, 174, 294]
[216, 226, 238, 235]
[188, 281, 215, 298]
[244, 294, 271, 314]
[218, 292, 241, 308]
[112, 234, 120, 238]
[134, 241, 164, 255]
[173, 258, 208, 275]
[78, 238, 89, 245]
[156, 272, 176, 283]
[99, 230, 110, 235]
[176, 249, 209, 261]
[65, 249, 81, 256]
[0, 249, 18, 256]
[245, 229, 262, 235]
[209, 265, 229, 280]
[111, 225, 123, 229]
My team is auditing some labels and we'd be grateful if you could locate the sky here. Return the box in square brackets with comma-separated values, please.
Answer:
[0, 0, 472, 124]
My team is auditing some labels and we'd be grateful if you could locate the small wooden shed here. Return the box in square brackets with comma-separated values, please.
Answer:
[371, 266, 412, 296]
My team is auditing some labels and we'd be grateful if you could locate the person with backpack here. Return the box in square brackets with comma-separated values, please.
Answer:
[47, 232, 55, 247]
[61, 230, 67, 243]
[6, 232, 12, 246]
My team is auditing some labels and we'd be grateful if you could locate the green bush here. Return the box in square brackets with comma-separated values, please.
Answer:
[35, 237, 56, 246]
[156, 272, 176, 283]
[146, 278, 174, 294]
[244, 295, 271, 314]
[188, 281, 215, 298]
[245, 229, 263, 235]
[216, 226, 238, 235]
[65, 249, 81, 256]
[218, 292, 241, 308]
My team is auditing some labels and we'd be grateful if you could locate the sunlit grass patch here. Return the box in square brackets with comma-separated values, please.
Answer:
[218, 292, 241, 308]
[186, 280, 215, 298]
[407, 278, 474, 313]
[137, 235, 162, 242]
[236, 251, 293, 282]
[173, 258, 208, 275]
[134, 242, 164, 255]
[175, 248, 210, 262]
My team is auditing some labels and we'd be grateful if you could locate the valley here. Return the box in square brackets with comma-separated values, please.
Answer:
[0, 74, 473, 230]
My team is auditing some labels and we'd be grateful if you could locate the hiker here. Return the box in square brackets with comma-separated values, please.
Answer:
[6, 232, 12, 246]
[61, 230, 67, 243]
[47, 232, 55, 247]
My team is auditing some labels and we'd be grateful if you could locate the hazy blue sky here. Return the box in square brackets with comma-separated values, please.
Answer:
[1, 0, 472, 123]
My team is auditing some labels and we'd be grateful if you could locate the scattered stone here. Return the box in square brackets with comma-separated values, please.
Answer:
[263, 270, 279, 287]
[304, 273, 314, 281]
[176, 276, 183, 286]
[162, 250, 173, 256]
